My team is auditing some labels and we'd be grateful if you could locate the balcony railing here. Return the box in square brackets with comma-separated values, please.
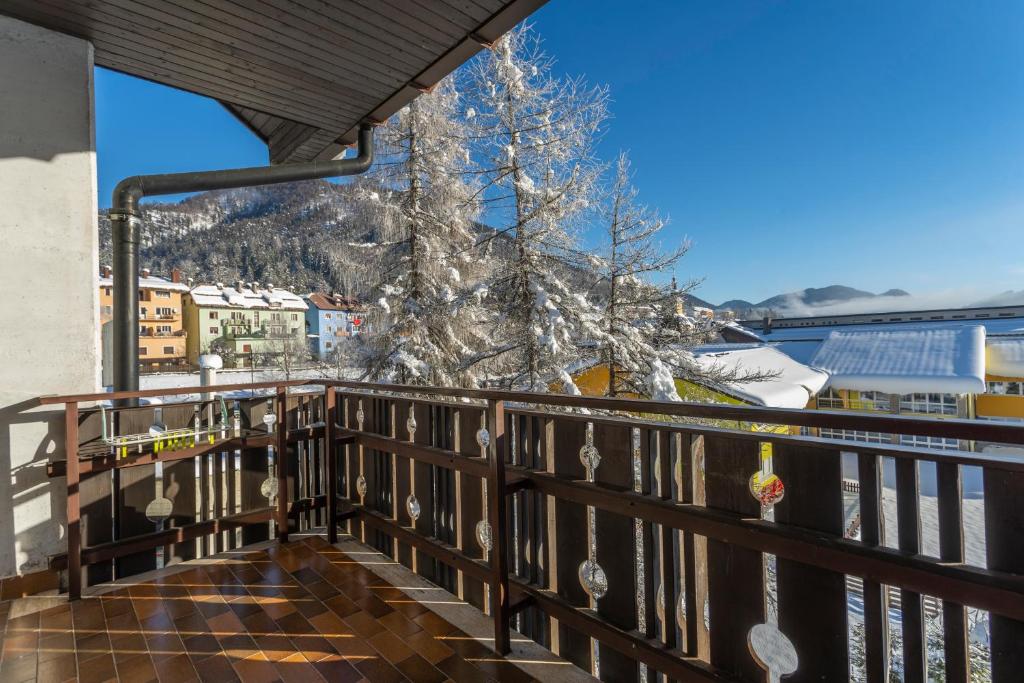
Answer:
[40, 380, 1024, 682]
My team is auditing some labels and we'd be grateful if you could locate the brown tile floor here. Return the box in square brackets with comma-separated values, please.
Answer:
[0, 536, 536, 683]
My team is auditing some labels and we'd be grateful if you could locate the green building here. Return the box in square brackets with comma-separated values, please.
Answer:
[184, 281, 309, 368]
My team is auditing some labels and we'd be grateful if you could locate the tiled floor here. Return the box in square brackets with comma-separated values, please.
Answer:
[0, 536, 537, 683]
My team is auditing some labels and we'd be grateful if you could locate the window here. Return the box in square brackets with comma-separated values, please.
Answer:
[818, 428, 889, 444]
[155, 291, 171, 298]
[326, 341, 332, 349]
[292, 313, 298, 320]
[103, 287, 111, 296]
[102, 305, 112, 316]
[254, 311, 260, 324]
[156, 307, 173, 316]
[987, 381, 1024, 396]
[325, 313, 331, 319]
[209, 327, 218, 334]
[243, 344, 252, 352]
[139, 347, 148, 355]
[156, 325, 172, 334]
[140, 307, 148, 318]
[900, 434, 960, 450]
[209, 311, 218, 319]
[899, 393, 958, 415]
[163, 346, 175, 354]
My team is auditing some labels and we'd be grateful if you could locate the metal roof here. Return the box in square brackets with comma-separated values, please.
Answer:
[1, 0, 547, 162]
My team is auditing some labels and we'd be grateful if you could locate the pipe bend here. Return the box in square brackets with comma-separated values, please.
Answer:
[112, 176, 145, 215]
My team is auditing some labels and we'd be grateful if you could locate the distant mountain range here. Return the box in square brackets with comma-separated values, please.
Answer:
[688, 285, 911, 316]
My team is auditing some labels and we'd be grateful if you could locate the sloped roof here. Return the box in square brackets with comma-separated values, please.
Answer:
[99, 275, 188, 293]
[987, 337, 1024, 378]
[306, 292, 366, 312]
[2, 1, 547, 162]
[810, 326, 987, 394]
[190, 284, 307, 311]
[691, 344, 829, 409]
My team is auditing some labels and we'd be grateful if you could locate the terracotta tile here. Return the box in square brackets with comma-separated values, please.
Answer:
[378, 610, 422, 638]
[290, 568, 321, 585]
[242, 610, 281, 638]
[182, 633, 221, 663]
[39, 604, 73, 631]
[354, 653, 406, 683]
[367, 629, 415, 664]
[312, 655, 362, 683]
[254, 633, 297, 662]
[228, 601, 263, 620]
[402, 630, 453, 666]
[205, 609, 245, 638]
[115, 652, 158, 683]
[0, 654, 38, 683]
[289, 634, 337, 662]
[435, 655, 493, 683]
[343, 610, 385, 639]
[323, 594, 359, 619]
[110, 630, 149, 659]
[326, 635, 377, 661]
[35, 652, 77, 682]
[260, 597, 297, 621]
[307, 610, 350, 637]
[196, 600, 230, 621]
[74, 631, 111, 661]
[394, 652, 447, 683]
[145, 631, 187, 662]
[466, 656, 535, 683]
[353, 594, 393, 619]
[38, 632, 76, 664]
[77, 651, 117, 683]
[411, 611, 457, 638]
[192, 652, 240, 683]
[275, 611, 315, 636]
[174, 612, 208, 638]
[217, 633, 260, 660]
[141, 609, 176, 634]
[230, 653, 282, 683]
[153, 652, 198, 683]
[273, 652, 324, 683]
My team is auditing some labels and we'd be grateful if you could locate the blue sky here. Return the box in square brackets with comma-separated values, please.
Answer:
[96, 0, 1024, 305]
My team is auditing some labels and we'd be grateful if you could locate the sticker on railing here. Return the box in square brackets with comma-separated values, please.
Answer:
[356, 475, 368, 499]
[655, 585, 687, 627]
[356, 400, 365, 430]
[145, 497, 173, 523]
[260, 477, 278, 500]
[748, 623, 798, 682]
[406, 412, 417, 439]
[406, 494, 420, 523]
[476, 426, 490, 450]
[475, 520, 493, 552]
[748, 471, 785, 508]
[578, 559, 608, 600]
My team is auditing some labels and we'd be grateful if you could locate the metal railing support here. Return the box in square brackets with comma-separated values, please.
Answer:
[66, 401, 81, 600]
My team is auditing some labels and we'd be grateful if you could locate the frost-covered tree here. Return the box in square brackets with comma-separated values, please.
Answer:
[590, 154, 773, 399]
[353, 79, 486, 385]
[463, 25, 608, 392]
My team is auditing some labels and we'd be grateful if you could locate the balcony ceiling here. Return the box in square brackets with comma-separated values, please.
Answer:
[1, 0, 546, 163]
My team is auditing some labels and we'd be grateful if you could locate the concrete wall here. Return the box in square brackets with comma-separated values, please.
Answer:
[0, 16, 98, 577]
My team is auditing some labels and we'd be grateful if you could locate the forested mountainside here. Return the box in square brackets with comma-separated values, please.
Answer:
[98, 180, 377, 296]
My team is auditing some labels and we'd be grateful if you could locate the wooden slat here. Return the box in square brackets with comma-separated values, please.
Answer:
[774, 442, 849, 682]
[326, 388, 338, 543]
[984, 467, 1024, 682]
[593, 421, 640, 682]
[703, 435, 766, 682]
[275, 388, 289, 542]
[858, 453, 889, 683]
[486, 399, 511, 655]
[549, 417, 592, 673]
[895, 458, 926, 683]
[936, 461, 968, 683]
[65, 403, 81, 600]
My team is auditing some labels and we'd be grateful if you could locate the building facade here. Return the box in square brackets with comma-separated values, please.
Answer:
[99, 266, 189, 372]
[183, 281, 308, 368]
[304, 293, 366, 359]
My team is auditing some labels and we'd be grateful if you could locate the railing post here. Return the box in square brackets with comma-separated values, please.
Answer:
[486, 398, 512, 655]
[276, 386, 289, 543]
[325, 386, 338, 544]
[65, 401, 81, 600]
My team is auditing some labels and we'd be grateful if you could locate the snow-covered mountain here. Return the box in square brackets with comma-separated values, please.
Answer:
[99, 180, 375, 297]
[714, 286, 910, 316]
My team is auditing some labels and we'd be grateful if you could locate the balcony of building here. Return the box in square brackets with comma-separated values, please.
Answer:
[2, 380, 1022, 682]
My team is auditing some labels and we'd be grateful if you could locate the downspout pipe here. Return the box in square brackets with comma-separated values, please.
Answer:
[110, 124, 374, 402]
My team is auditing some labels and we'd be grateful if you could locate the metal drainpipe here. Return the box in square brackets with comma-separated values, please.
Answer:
[110, 124, 374, 403]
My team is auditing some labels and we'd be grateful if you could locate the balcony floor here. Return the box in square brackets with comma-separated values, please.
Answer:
[0, 534, 588, 683]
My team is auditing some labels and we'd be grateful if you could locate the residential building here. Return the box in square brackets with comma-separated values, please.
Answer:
[98, 265, 189, 372]
[304, 292, 367, 358]
[183, 281, 308, 368]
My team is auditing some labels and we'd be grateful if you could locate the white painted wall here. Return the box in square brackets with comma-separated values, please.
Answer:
[0, 16, 98, 577]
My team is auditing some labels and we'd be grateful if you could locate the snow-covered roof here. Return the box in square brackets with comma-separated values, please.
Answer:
[189, 284, 307, 310]
[987, 337, 1024, 378]
[810, 326, 986, 395]
[98, 275, 189, 292]
[745, 317, 1024, 342]
[691, 344, 829, 409]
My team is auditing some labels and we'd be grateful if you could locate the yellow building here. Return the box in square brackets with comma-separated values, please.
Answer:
[99, 266, 189, 372]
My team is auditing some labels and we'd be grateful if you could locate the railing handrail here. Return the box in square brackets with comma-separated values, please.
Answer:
[38, 377, 1024, 444]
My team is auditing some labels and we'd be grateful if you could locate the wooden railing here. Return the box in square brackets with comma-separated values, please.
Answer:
[41, 380, 1024, 683]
